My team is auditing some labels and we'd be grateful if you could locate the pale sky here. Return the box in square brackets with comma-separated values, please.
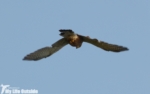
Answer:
[0, 0, 150, 94]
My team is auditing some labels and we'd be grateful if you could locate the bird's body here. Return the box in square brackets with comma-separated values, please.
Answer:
[59, 29, 83, 48]
[23, 29, 129, 61]
[67, 35, 83, 48]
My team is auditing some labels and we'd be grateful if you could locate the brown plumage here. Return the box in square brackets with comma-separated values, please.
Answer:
[23, 29, 129, 61]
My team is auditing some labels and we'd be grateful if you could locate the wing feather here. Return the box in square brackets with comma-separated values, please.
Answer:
[80, 35, 129, 52]
[23, 38, 68, 61]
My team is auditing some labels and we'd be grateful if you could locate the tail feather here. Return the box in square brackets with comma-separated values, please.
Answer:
[60, 32, 65, 36]
[59, 29, 75, 37]
[59, 29, 74, 33]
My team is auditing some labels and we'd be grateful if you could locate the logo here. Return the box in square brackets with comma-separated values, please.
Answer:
[1, 84, 38, 94]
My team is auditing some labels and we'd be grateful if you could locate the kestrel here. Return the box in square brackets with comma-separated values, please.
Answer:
[23, 29, 129, 61]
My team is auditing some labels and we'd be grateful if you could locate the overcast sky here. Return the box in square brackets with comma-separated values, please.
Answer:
[0, 0, 150, 94]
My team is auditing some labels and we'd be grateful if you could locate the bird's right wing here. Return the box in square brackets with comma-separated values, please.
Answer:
[23, 38, 68, 61]
[80, 35, 128, 52]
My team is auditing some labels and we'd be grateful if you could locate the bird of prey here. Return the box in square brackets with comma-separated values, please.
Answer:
[23, 29, 129, 61]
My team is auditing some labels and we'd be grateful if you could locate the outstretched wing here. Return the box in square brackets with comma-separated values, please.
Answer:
[80, 35, 128, 52]
[23, 38, 68, 61]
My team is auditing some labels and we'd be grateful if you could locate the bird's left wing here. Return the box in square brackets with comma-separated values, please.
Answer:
[23, 38, 68, 61]
[79, 35, 129, 52]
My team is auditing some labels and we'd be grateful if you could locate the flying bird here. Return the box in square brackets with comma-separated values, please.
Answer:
[23, 29, 129, 61]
